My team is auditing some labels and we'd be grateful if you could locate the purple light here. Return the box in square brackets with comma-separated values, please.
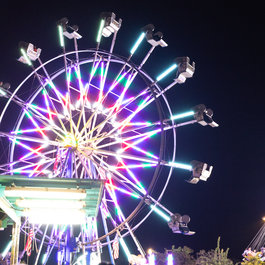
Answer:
[167, 253, 173, 265]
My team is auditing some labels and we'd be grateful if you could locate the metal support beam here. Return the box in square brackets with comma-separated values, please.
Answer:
[10, 222, 21, 265]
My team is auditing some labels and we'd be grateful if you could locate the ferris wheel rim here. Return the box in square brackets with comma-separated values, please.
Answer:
[2, 48, 178, 246]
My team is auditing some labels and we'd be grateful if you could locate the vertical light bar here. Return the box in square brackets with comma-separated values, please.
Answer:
[119, 237, 131, 261]
[148, 252, 155, 265]
[168, 161, 192, 171]
[96, 19, 105, 43]
[58, 25, 65, 47]
[167, 253, 173, 265]
[156, 63, 177, 81]
[130, 32, 145, 55]
[20, 48, 32, 66]
[171, 110, 195, 120]
[1, 240, 12, 258]
[150, 205, 170, 222]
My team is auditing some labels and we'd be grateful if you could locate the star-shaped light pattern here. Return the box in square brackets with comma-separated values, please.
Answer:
[0, 13, 217, 264]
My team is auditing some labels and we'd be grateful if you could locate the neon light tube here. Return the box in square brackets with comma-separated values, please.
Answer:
[150, 205, 170, 222]
[24, 209, 86, 224]
[130, 32, 145, 55]
[171, 110, 195, 120]
[58, 25, 64, 47]
[169, 162, 192, 171]
[42, 253, 47, 264]
[4, 187, 87, 200]
[15, 199, 85, 209]
[156, 63, 177, 81]
[119, 237, 131, 261]
[0, 88, 6, 96]
[1, 240, 12, 258]
[96, 19, 105, 43]
[20, 48, 32, 66]
[167, 253, 173, 265]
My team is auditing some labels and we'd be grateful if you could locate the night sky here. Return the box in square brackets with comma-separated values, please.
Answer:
[0, 1, 264, 263]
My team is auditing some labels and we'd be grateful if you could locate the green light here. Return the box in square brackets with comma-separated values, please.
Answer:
[130, 32, 145, 55]
[150, 205, 170, 222]
[58, 25, 64, 47]
[119, 237, 131, 261]
[171, 110, 195, 120]
[1, 240, 12, 258]
[96, 19, 105, 43]
[42, 253, 47, 264]
[20, 48, 32, 66]
[169, 161, 192, 171]
[156, 63, 177, 81]
[0, 88, 7, 96]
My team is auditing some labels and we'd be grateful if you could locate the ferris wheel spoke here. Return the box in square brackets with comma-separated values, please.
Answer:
[96, 119, 196, 151]
[7, 157, 55, 175]
[103, 183, 146, 257]
[24, 95, 68, 138]
[0, 131, 60, 147]
[91, 153, 146, 195]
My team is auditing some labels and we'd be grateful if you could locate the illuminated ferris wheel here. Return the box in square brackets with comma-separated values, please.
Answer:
[0, 12, 218, 265]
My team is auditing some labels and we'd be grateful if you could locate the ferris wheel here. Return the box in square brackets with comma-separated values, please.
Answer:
[0, 12, 218, 265]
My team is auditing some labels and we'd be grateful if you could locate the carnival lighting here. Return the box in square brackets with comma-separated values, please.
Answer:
[1, 240, 12, 258]
[150, 205, 171, 222]
[130, 32, 145, 55]
[171, 110, 195, 120]
[58, 25, 65, 47]
[167, 253, 173, 265]
[156, 64, 177, 81]
[0, 11, 218, 265]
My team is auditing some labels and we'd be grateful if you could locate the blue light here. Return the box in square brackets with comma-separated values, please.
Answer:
[169, 161, 192, 171]
[58, 25, 65, 47]
[1, 240, 12, 258]
[130, 33, 145, 55]
[171, 110, 195, 120]
[96, 19, 105, 43]
[156, 64, 177, 81]
[150, 205, 170, 222]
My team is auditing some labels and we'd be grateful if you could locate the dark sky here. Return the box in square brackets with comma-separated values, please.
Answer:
[0, 0, 264, 263]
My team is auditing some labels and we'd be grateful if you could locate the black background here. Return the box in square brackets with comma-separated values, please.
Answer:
[0, 0, 264, 263]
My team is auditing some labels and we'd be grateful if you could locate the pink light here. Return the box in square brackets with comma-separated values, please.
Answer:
[118, 159, 146, 194]
[11, 127, 50, 135]
[17, 145, 45, 162]
[25, 110, 47, 139]
[43, 90, 53, 121]
[114, 163, 157, 169]
[97, 61, 105, 103]
[11, 139, 42, 156]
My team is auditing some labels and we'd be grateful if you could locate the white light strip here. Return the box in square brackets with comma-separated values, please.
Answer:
[171, 110, 195, 120]
[4, 187, 86, 200]
[1, 240, 12, 258]
[150, 205, 170, 222]
[168, 161, 192, 171]
[24, 209, 86, 224]
[16, 199, 85, 209]
[130, 32, 145, 55]
[119, 237, 131, 261]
